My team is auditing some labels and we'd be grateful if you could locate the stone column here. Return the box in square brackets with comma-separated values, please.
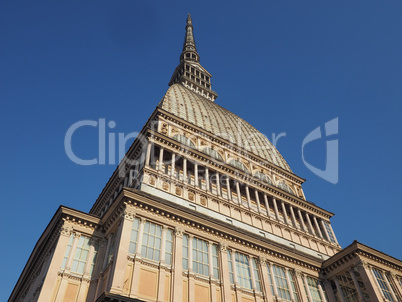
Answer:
[245, 186, 252, 209]
[145, 141, 152, 167]
[208, 243, 217, 302]
[280, 201, 290, 225]
[172, 227, 184, 302]
[321, 220, 331, 241]
[255, 190, 262, 214]
[259, 258, 275, 302]
[294, 270, 309, 302]
[305, 213, 316, 236]
[349, 269, 365, 302]
[323, 280, 337, 302]
[205, 167, 210, 191]
[188, 235, 195, 302]
[354, 261, 383, 301]
[284, 268, 294, 301]
[158, 147, 164, 171]
[171, 153, 176, 178]
[216, 172, 221, 196]
[297, 209, 307, 232]
[272, 198, 280, 221]
[289, 205, 298, 228]
[130, 217, 146, 297]
[236, 181, 241, 204]
[263, 194, 270, 217]
[226, 177, 232, 201]
[219, 244, 232, 302]
[318, 282, 326, 302]
[157, 226, 168, 302]
[333, 277, 346, 302]
[110, 211, 135, 294]
[194, 163, 198, 187]
[183, 158, 187, 182]
[313, 216, 323, 238]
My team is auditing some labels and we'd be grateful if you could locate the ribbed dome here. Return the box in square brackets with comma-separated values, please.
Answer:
[158, 84, 291, 172]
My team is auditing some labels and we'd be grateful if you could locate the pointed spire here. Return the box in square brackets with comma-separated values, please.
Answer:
[169, 14, 218, 102]
[180, 14, 200, 63]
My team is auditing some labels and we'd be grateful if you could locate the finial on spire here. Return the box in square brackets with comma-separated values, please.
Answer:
[181, 13, 199, 63]
[168, 14, 218, 101]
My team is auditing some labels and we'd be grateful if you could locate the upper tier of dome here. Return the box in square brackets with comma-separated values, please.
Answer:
[158, 84, 291, 172]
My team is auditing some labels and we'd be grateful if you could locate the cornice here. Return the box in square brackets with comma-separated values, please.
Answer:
[322, 241, 402, 274]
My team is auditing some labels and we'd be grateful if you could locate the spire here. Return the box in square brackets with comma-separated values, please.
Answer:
[180, 14, 199, 63]
[169, 14, 218, 102]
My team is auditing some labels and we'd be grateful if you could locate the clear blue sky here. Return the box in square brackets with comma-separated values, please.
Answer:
[1, 1, 401, 299]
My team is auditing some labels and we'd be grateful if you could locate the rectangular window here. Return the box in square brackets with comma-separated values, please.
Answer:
[183, 234, 189, 270]
[337, 272, 359, 302]
[289, 270, 300, 302]
[252, 258, 261, 292]
[89, 241, 99, 275]
[192, 237, 209, 277]
[306, 276, 325, 302]
[323, 221, 336, 243]
[129, 217, 140, 254]
[266, 264, 275, 297]
[107, 232, 117, 265]
[71, 236, 91, 274]
[61, 234, 74, 269]
[141, 221, 162, 262]
[165, 229, 173, 265]
[373, 268, 396, 302]
[235, 252, 252, 290]
[273, 265, 292, 301]
[386, 274, 402, 302]
[228, 250, 234, 284]
[212, 244, 219, 279]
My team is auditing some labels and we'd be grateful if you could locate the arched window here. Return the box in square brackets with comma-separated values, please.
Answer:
[202, 148, 224, 162]
[254, 172, 273, 185]
[229, 160, 249, 173]
[172, 134, 195, 148]
[277, 181, 294, 195]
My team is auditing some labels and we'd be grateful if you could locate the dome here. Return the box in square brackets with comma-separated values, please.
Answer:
[158, 84, 291, 172]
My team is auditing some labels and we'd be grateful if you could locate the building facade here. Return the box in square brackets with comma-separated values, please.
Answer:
[10, 15, 402, 302]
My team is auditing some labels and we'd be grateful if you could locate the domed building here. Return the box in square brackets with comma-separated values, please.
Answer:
[10, 15, 402, 302]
